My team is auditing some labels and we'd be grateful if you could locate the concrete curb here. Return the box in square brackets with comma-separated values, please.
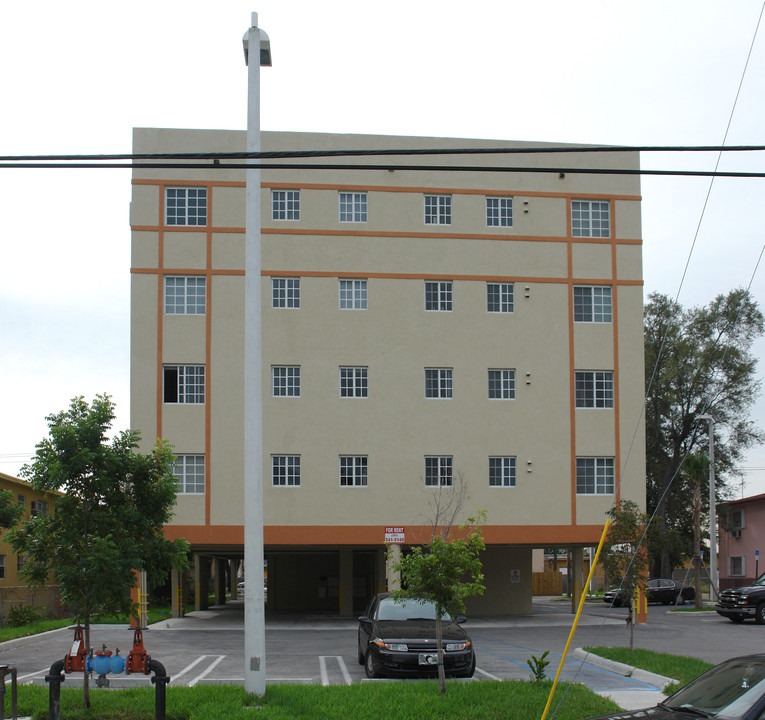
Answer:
[572, 647, 676, 690]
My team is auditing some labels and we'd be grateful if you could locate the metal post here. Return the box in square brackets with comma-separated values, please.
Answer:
[148, 659, 169, 720]
[46, 659, 66, 720]
[243, 11, 271, 697]
[701, 416, 718, 600]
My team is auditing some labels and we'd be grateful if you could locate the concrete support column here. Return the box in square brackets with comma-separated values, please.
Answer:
[171, 567, 183, 618]
[386, 544, 401, 591]
[215, 558, 228, 606]
[570, 546, 584, 613]
[339, 549, 353, 617]
[194, 554, 211, 611]
[231, 559, 241, 599]
[376, 549, 387, 595]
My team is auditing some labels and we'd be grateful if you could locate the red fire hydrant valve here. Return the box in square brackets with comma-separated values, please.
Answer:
[126, 629, 151, 675]
[64, 627, 88, 674]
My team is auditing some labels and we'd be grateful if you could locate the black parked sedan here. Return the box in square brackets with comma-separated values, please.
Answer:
[587, 654, 765, 720]
[357, 593, 475, 679]
[603, 578, 695, 607]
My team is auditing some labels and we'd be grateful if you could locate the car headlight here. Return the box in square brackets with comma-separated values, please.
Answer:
[373, 640, 408, 651]
[446, 642, 470, 652]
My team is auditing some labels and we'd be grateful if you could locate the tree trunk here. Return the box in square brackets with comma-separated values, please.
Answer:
[436, 610, 446, 694]
[83, 618, 91, 708]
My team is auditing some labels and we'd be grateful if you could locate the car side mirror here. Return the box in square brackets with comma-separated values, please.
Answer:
[358, 616, 371, 623]
[455, 615, 467, 624]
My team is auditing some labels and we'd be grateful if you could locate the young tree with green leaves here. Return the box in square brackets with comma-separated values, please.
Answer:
[645, 289, 764, 577]
[8, 394, 189, 708]
[391, 506, 486, 694]
[601, 500, 650, 651]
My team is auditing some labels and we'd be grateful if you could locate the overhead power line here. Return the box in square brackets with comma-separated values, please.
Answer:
[2, 144, 765, 162]
[3, 162, 765, 177]
[2, 145, 765, 176]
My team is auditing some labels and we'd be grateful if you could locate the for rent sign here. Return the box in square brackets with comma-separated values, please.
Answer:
[385, 527, 405, 543]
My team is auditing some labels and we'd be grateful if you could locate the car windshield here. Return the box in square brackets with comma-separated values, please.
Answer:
[665, 658, 765, 719]
[376, 597, 451, 621]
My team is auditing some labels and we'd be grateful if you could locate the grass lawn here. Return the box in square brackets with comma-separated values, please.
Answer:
[586, 646, 714, 693]
[13, 680, 621, 720]
[0, 605, 197, 644]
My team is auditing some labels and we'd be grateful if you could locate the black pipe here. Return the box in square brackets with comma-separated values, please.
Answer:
[45, 659, 66, 720]
[148, 658, 170, 720]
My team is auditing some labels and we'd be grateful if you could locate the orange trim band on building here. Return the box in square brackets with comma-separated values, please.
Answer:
[164, 524, 609, 546]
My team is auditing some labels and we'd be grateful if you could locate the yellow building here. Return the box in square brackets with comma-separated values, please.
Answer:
[0, 471, 61, 618]
[130, 129, 646, 616]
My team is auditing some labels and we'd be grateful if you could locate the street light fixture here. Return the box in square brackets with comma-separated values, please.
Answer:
[699, 414, 718, 601]
[243, 11, 271, 698]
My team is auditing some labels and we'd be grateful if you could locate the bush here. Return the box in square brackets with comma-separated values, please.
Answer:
[6, 604, 41, 627]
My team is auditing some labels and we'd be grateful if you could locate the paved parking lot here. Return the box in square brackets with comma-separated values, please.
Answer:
[0, 597, 757, 701]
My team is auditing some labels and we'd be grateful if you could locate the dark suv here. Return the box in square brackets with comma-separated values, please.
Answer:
[716, 573, 765, 623]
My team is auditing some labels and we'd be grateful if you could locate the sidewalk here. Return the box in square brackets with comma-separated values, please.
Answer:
[572, 647, 671, 710]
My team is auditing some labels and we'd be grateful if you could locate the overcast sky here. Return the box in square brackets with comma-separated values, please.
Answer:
[1, 0, 764, 498]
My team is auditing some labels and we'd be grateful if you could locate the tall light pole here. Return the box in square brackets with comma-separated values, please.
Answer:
[243, 12, 271, 697]
[699, 414, 718, 600]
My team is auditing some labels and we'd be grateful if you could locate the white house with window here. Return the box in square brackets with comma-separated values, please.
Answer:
[130, 129, 646, 616]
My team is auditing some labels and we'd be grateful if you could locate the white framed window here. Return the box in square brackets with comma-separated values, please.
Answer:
[425, 456, 453, 487]
[272, 190, 300, 220]
[575, 371, 614, 408]
[340, 456, 368, 487]
[486, 197, 513, 227]
[573, 286, 612, 323]
[340, 367, 368, 398]
[425, 368, 453, 398]
[173, 455, 205, 494]
[487, 283, 514, 313]
[163, 365, 205, 404]
[165, 187, 207, 226]
[489, 456, 516, 487]
[425, 281, 452, 311]
[272, 455, 300, 487]
[730, 556, 745, 576]
[17, 495, 25, 507]
[272, 278, 300, 308]
[30, 500, 48, 517]
[576, 457, 615, 495]
[339, 279, 367, 309]
[424, 195, 452, 225]
[488, 369, 516, 399]
[732, 509, 746, 530]
[165, 276, 206, 315]
[339, 192, 367, 222]
[572, 200, 610, 238]
[272, 366, 300, 397]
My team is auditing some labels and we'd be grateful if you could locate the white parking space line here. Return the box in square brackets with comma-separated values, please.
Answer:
[171, 655, 210, 683]
[187, 655, 225, 687]
[319, 656, 352, 686]
[337, 656, 351, 686]
[15, 668, 49, 682]
[475, 666, 501, 681]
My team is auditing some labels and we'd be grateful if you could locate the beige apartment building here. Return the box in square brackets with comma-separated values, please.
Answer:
[130, 128, 646, 616]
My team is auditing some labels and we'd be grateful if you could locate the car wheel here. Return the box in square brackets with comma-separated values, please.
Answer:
[365, 649, 380, 679]
[729, 614, 745, 623]
[756, 604, 765, 625]
[674, 591, 683, 605]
